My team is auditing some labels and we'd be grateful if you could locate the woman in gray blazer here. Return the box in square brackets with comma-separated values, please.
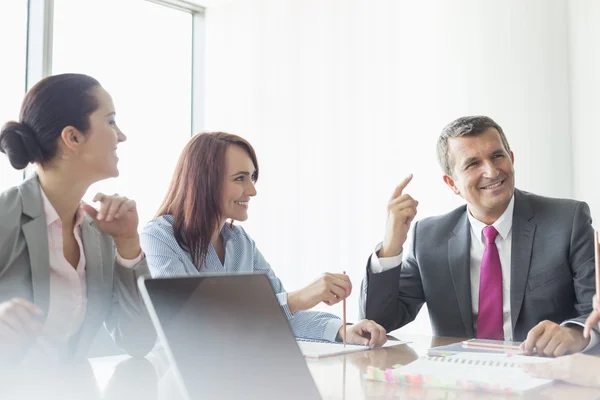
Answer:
[0, 73, 155, 363]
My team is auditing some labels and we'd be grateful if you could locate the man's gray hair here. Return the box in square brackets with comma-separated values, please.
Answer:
[437, 116, 511, 177]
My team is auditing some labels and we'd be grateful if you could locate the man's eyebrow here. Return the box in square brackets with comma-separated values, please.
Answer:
[462, 156, 478, 166]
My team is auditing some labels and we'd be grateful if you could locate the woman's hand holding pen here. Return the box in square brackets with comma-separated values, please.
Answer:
[584, 231, 600, 339]
[583, 295, 600, 338]
[82, 193, 142, 259]
[287, 273, 352, 313]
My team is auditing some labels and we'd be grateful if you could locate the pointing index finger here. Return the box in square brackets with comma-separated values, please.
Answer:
[390, 174, 413, 201]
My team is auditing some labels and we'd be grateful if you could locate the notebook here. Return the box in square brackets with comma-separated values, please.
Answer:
[365, 353, 553, 394]
[297, 338, 407, 358]
[428, 338, 525, 356]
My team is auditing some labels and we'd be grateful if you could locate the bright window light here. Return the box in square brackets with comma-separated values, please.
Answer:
[0, 1, 28, 192]
[52, 0, 194, 227]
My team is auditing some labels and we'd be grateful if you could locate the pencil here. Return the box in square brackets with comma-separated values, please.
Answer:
[461, 341, 521, 351]
[595, 231, 600, 296]
[343, 271, 347, 347]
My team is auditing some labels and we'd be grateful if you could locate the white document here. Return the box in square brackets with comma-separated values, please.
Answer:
[393, 353, 553, 393]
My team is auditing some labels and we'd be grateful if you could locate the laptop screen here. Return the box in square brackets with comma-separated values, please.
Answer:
[142, 274, 321, 400]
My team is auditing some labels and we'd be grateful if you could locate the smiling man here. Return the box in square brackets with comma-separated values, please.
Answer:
[359, 116, 598, 356]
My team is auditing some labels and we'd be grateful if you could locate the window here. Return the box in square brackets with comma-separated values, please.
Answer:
[52, 0, 194, 227]
[0, 1, 28, 192]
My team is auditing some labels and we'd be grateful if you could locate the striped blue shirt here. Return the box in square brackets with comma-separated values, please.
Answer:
[140, 215, 343, 342]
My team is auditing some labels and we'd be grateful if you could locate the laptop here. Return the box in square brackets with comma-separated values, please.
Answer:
[138, 273, 322, 400]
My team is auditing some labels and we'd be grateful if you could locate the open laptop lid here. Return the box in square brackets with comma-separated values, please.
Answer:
[138, 274, 322, 400]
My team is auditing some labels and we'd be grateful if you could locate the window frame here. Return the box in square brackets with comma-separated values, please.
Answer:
[7, 0, 204, 184]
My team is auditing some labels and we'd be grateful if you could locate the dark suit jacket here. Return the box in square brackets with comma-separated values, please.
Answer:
[0, 175, 156, 360]
[359, 189, 597, 341]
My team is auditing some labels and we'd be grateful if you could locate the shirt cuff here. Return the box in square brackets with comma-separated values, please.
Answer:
[323, 318, 344, 343]
[116, 250, 144, 269]
[276, 292, 294, 320]
[370, 243, 403, 273]
[561, 321, 600, 352]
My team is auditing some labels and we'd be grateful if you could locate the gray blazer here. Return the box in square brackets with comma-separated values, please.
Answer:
[0, 175, 156, 360]
[360, 189, 598, 341]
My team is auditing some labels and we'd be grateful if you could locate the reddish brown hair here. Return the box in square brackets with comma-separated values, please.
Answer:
[156, 132, 259, 269]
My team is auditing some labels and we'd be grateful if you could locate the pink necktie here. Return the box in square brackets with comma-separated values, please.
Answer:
[476, 225, 504, 340]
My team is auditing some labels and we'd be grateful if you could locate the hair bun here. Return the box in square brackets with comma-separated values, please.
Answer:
[0, 121, 43, 170]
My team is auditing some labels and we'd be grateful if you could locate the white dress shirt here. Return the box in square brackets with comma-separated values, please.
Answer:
[466, 196, 514, 340]
[370, 196, 598, 349]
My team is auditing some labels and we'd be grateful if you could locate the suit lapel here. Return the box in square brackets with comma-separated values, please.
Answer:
[18, 176, 51, 317]
[448, 211, 474, 337]
[82, 218, 104, 321]
[69, 217, 105, 357]
[22, 218, 51, 317]
[510, 189, 536, 331]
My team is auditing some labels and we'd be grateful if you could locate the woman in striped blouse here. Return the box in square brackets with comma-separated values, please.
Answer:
[140, 132, 387, 346]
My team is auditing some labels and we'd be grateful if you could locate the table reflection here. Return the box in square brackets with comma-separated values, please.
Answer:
[3, 335, 600, 400]
[2, 356, 158, 400]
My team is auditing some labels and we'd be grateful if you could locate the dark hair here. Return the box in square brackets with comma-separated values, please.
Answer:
[0, 73, 100, 170]
[156, 132, 259, 269]
[437, 115, 512, 177]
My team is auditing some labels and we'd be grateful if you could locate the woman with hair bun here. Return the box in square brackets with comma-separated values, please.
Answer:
[0, 73, 155, 363]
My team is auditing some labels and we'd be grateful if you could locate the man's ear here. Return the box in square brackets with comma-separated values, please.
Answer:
[60, 126, 85, 152]
[510, 151, 515, 165]
[443, 174, 461, 195]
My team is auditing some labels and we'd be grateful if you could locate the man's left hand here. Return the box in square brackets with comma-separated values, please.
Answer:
[521, 320, 589, 356]
[338, 319, 387, 348]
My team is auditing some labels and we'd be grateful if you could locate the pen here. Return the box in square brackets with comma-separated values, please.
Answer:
[343, 271, 347, 347]
[595, 231, 600, 296]
[461, 341, 521, 351]
[583, 231, 599, 339]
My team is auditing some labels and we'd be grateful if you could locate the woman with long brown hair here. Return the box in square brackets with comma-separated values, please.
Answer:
[140, 132, 387, 345]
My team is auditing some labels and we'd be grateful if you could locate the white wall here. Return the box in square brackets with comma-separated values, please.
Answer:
[568, 1, 600, 226]
[204, 0, 573, 333]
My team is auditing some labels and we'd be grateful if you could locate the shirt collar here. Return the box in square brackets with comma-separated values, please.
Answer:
[220, 222, 236, 243]
[467, 195, 515, 244]
[39, 183, 85, 228]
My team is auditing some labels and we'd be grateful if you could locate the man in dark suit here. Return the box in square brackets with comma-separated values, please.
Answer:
[359, 116, 598, 356]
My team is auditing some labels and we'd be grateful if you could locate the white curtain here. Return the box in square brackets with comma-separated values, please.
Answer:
[204, 0, 574, 334]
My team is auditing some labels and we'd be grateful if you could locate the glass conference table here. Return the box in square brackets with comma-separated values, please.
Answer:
[3, 334, 600, 400]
